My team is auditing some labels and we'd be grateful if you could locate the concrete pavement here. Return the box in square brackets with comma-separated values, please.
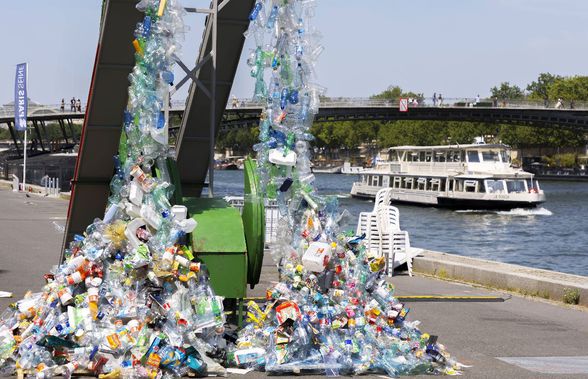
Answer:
[1, 188, 587, 378]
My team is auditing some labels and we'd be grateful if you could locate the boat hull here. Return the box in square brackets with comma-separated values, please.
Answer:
[351, 192, 543, 210]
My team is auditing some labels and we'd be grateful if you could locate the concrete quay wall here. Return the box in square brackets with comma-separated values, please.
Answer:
[413, 249, 588, 307]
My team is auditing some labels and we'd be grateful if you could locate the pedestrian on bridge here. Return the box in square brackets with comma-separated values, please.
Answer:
[432, 93, 437, 106]
[60, 99, 65, 112]
[76, 99, 82, 112]
[70, 97, 76, 112]
[438, 94, 443, 107]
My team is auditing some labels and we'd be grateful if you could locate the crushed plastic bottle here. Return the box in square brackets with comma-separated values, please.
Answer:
[0, 0, 226, 376]
[231, 0, 464, 376]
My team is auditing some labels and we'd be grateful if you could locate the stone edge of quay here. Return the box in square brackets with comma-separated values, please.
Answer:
[413, 249, 588, 308]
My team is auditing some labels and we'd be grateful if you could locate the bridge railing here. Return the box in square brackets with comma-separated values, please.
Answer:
[3, 97, 588, 120]
[225, 97, 588, 110]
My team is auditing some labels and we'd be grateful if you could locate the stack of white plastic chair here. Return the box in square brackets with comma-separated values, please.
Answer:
[356, 188, 415, 276]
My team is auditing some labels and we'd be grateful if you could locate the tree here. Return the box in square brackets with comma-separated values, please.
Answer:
[371, 85, 424, 103]
[526, 72, 561, 102]
[548, 76, 588, 103]
[371, 85, 402, 100]
[490, 82, 525, 100]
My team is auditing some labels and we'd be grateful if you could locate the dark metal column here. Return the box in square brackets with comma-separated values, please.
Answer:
[61, 0, 142, 258]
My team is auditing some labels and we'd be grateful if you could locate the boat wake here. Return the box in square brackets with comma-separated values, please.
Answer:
[455, 207, 552, 216]
[496, 207, 553, 216]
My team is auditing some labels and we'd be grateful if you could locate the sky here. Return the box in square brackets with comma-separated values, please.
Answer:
[1, 0, 588, 106]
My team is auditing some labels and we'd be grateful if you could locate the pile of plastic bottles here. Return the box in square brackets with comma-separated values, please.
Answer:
[229, 0, 462, 376]
[0, 0, 228, 377]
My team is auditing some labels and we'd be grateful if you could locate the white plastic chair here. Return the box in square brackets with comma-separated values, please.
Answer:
[355, 196, 415, 276]
[389, 231, 416, 277]
[373, 188, 392, 210]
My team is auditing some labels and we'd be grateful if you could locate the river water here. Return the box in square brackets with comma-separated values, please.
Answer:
[211, 170, 588, 277]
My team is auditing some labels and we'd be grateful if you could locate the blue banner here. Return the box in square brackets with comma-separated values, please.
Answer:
[14, 63, 27, 132]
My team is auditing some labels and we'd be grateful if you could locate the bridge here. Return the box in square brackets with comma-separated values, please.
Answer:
[219, 98, 588, 131]
[3, 98, 588, 157]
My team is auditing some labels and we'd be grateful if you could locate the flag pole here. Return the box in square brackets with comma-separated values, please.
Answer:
[22, 63, 28, 193]
[23, 123, 27, 192]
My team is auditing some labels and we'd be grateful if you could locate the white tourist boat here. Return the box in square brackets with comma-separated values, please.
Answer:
[341, 161, 365, 174]
[350, 142, 546, 209]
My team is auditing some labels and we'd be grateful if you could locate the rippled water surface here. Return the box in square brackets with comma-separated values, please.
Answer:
[212, 170, 588, 277]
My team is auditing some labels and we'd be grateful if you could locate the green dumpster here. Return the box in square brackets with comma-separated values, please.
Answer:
[184, 197, 248, 299]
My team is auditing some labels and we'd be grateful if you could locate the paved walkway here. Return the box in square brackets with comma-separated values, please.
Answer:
[0, 189, 587, 378]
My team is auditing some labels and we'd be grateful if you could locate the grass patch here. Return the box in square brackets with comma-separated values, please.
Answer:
[563, 288, 580, 305]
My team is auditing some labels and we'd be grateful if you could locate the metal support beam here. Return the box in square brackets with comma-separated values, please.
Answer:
[32, 120, 46, 152]
[66, 118, 76, 143]
[209, 0, 218, 198]
[171, 53, 213, 97]
[175, 0, 253, 198]
[7, 121, 22, 157]
[40, 120, 50, 151]
[58, 119, 70, 145]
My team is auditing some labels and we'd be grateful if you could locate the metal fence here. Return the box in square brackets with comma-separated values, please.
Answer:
[224, 196, 279, 245]
[0, 161, 74, 192]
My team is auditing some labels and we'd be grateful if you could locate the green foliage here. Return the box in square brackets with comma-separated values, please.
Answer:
[371, 85, 424, 103]
[216, 127, 259, 154]
[542, 153, 578, 168]
[563, 288, 580, 305]
[0, 127, 10, 140]
[490, 82, 524, 100]
[526, 72, 562, 101]
[548, 76, 588, 102]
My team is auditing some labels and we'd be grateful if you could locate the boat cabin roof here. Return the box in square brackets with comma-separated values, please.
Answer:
[388, 143, 509, 152]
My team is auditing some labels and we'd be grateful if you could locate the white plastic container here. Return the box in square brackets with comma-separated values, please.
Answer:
[129, 180, 143, 206]
[141, 204, 162, 230]
[268, 148, 297, 166]
[302, 241, 332, 272]
[171, 205, 188, 220]
[178, 218, 197, 233]
[124, 201, 142, 219]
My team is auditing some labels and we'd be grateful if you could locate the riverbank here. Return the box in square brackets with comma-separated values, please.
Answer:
[413, 249, 588, 308]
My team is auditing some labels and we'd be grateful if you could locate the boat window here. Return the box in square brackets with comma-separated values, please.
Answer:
[500, 151, 510, 163]
[464, 180, 478, 192]
[506, 180, 527, 193]
[482, 151, 500, 162]
[403, 177, 414, 189]
[425, 152, 432, 162]
[417, 177, 427, 190]
[430, 178, 441, 191]
[467, 151, 480, 163]
[419, 152, 426, 162]
[435, 152, 446, 162]
[526, 179, 539, 192]
[372, 175, 380, 186]
[449, 151, 463, 162]
[393, 177, 401, 188]
[485, 180, 505, 194]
